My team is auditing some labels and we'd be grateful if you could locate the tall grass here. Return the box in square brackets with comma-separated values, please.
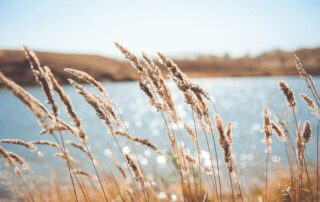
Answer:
[0, 44, 319, 202]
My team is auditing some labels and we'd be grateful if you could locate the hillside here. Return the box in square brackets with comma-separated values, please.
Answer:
[0, 48, 319, 86]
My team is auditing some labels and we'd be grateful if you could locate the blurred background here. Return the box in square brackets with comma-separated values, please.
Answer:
[0, 0, 320, 188]
[0, 0, 320, 85]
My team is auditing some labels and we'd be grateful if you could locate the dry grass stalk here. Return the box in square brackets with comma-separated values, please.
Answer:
[215, 113, 225, 140]
[4, 44, 320, 201]
[0, 146, 20, 174]
[271, 122, 286, 142]
[61, 76, 108, 200]
[157, 52, 210, 126]
[142, 52, 179, 122]
[115, 43, 173, 122]
[64, 68, 114, 105]
[156, 51, 221, 199]
[0, 139, 37, 152]
[7, 152, 29, 170]
[296, 123, 304, 199]
[294, 55, 320, 105]
[23, 46, 58, 117]
[24, 59, 83, 148]
[302, 121, 312, 144]
[114, 42, 145, 75]
[0, 71, 77, 137]
[40, 125, 71, 135]
[167, 130, 178, 157]
[185, 90, 204, 125]
[215, 113, 235, 201]
[68, 77, 143, 198]
[296, 123, 304, 165]
[46, 67, 87, 141]
[115, 131, 159, 152]
[53, 153, 76, 165]
[225, 122, 233, 144]
[132, 137, 159, 152]
[263, 107, 272, 154]
[0, 71, 49, 129]
[72, 169, 94, 179]
[185, 153, 196, 164]
[66, 140, 91, 158]
[110, 155, 127, 179]
[157, 52, 188, 87]
[216, 114, 233, 172]
[279, 80, 296, 110]
[93, 94, 122, 129]
[115, 43, 195, 199]
[300, 93, 319, 119]
[294, 55, 319, 202]
[157, 52, 210, 102]
[28, 59, 80, 201]
[184, 123, 198, 149]
[0, 146, 35, 201]
[68, 79, 115, 132]
[263, 107, 272, 202]
[29, 140, 61, 150]
[125, 154, 143, 183]
[279, 121, 289, 137]
[138, 80, 165, 112]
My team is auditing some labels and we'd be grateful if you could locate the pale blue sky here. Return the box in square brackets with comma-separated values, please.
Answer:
[0, 0, 319, 58]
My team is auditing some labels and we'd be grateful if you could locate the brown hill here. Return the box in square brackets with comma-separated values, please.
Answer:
[0, 48, 319, 86]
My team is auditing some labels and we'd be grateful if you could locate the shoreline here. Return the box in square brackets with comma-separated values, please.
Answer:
[1, 47, 319, 86]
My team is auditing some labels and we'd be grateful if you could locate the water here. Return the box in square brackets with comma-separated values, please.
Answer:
[0, 76, 319, 183]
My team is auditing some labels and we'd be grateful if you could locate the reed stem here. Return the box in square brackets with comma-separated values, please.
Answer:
[208, 124, 222, 202]
[55, 130, 79, 202]
[316, 119, 320, 201]
[84, 142, 109, 201]
[203, 130, 219, 201]
[229, 171, 236, 202]
[303, 156, 312, 201]
[18, 172, 35, 202]
[265, 153, 269, 202]
[192, 111, 203, 199]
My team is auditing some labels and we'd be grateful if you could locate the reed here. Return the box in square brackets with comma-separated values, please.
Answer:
[215, 113, 235, 201]
[296, 123, 304, 200]
[157, 51, 222, 201]
[169, 55, 218, 180]
[7, 151, 29, 170]
[0, 145, 34, 202]
[53, 152, 77, 165]
[0, 139, 37, 152]
[66, 141, 91, 159]
[263, 107, 272, 202]
[23, 49, 80, 202]
[46, 68, 108, 201]
[68, 77, 147, 200]
[29, 140, 62, 150]
[302, 121, 313, 200]
[125, 154, 144, 183]
[72, 169, 94, 179]
[294, 55, 320, 201]
[1, 45, 320, 202]
[115, 43, 193, 200]
[279, 80, 296, 111]
[110, 154, 127, 179]
[300, 93, 319, 120]
[271, 121, 296, 188]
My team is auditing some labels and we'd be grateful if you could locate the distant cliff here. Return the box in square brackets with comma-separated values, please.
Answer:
[0, 47, 319, 86]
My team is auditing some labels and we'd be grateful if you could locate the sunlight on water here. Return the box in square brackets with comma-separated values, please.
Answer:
[0, 76, 319, 179]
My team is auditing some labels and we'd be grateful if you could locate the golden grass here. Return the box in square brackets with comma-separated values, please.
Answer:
[0, 44, 319, 202]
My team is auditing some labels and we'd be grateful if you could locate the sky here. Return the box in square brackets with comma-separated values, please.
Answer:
[0, 0, 320, 58]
